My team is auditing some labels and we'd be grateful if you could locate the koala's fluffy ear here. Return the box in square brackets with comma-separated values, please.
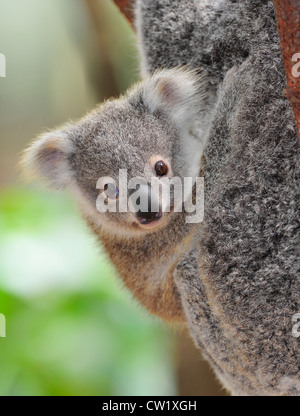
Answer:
[142, 68, 203, 129]
[21, 129, 75, 189]
[142, 68, 206, 182]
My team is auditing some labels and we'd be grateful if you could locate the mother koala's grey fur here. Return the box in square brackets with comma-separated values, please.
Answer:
[137, 0, 300, 395]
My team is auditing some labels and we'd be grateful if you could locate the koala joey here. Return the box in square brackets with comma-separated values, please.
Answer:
[23, 0, 300, 396]
[22, 68, 208, 323]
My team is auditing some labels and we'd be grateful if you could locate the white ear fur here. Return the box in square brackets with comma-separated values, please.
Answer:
[142, 68, 207, 182]
[21, 130, 75, 189]
[142, 68, 204, 128]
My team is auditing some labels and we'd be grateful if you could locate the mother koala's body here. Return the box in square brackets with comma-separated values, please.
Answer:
[136, 0, 300, 395]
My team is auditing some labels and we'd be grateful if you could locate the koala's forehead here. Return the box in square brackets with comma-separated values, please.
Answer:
[73, 103, 174, 179]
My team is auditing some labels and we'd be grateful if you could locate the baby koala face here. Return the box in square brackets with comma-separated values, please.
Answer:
[72, 99, 179, 235]
[22, 68, 205, 236]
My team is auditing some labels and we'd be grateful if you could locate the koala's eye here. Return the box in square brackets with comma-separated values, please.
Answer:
[154, 160, 168, 176]
[104, 183, 119, 199]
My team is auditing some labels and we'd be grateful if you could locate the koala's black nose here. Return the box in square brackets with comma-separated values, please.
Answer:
[136, 208, 162, 225]
[129, 185, 162, 225]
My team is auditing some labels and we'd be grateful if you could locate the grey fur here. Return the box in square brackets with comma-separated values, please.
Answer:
[22, 0, 300, 395]
[136, 0, 300, 395]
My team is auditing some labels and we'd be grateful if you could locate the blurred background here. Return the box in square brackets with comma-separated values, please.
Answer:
[0, 0, 225, 396]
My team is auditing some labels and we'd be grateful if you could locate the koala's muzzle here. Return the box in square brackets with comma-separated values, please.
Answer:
[129, 185, 162, 225]
[136, 208, 162, 225]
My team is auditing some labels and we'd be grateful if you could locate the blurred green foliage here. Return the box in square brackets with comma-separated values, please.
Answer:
[0, 187, 176, 396]
[0, 0, 176, 396]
